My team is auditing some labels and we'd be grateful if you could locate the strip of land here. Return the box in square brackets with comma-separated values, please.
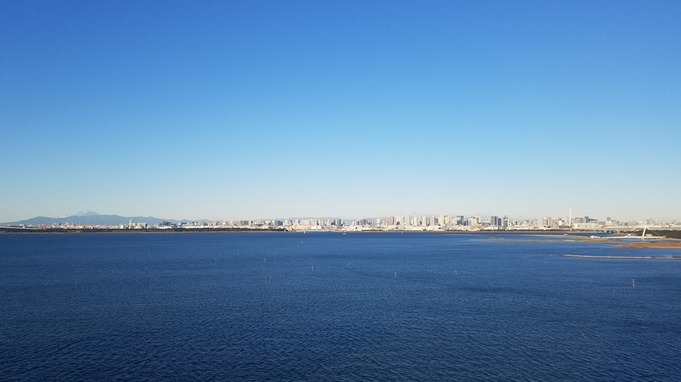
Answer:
[564, 254, 681, 260]
[487, 236, 618, 243]
[618, 242, 681, 249]
[488, 236, 681, 247]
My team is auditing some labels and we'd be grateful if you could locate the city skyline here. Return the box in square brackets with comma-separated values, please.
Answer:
[2, 1, 680, 223]
[3, 208, 675, 229]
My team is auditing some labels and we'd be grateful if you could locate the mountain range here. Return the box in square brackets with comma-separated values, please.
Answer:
[2, 210, 179, 226]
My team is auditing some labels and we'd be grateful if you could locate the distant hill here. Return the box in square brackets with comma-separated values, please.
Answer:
[2, 211, 174, 226]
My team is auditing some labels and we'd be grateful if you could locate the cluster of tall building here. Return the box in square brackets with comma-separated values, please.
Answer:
[342, 214, 678, 232]
[175, 214, 678, 232]
[346, 214, 508, 230]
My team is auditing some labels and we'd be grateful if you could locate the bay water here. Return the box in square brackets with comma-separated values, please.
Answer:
[1, 232, 680, 381]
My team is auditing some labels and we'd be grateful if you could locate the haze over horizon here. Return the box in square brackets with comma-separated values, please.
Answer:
[2, 1, 680, 223]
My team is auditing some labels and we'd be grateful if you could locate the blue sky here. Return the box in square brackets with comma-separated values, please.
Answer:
[1, 0, 680, 222]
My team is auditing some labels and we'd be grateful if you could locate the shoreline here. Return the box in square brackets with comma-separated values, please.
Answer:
[0, 228, 618, 235]
[0, 228, 288, 234]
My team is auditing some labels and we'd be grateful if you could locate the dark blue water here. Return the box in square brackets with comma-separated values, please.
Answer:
[1, 232, 680, 381]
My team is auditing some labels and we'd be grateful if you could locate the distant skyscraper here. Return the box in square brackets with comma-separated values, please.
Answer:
[568, 209, 572, 226]
[490, 216, 500, 226]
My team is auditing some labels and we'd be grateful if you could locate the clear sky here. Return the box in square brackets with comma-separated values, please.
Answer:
[1, 0, 680, 222]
